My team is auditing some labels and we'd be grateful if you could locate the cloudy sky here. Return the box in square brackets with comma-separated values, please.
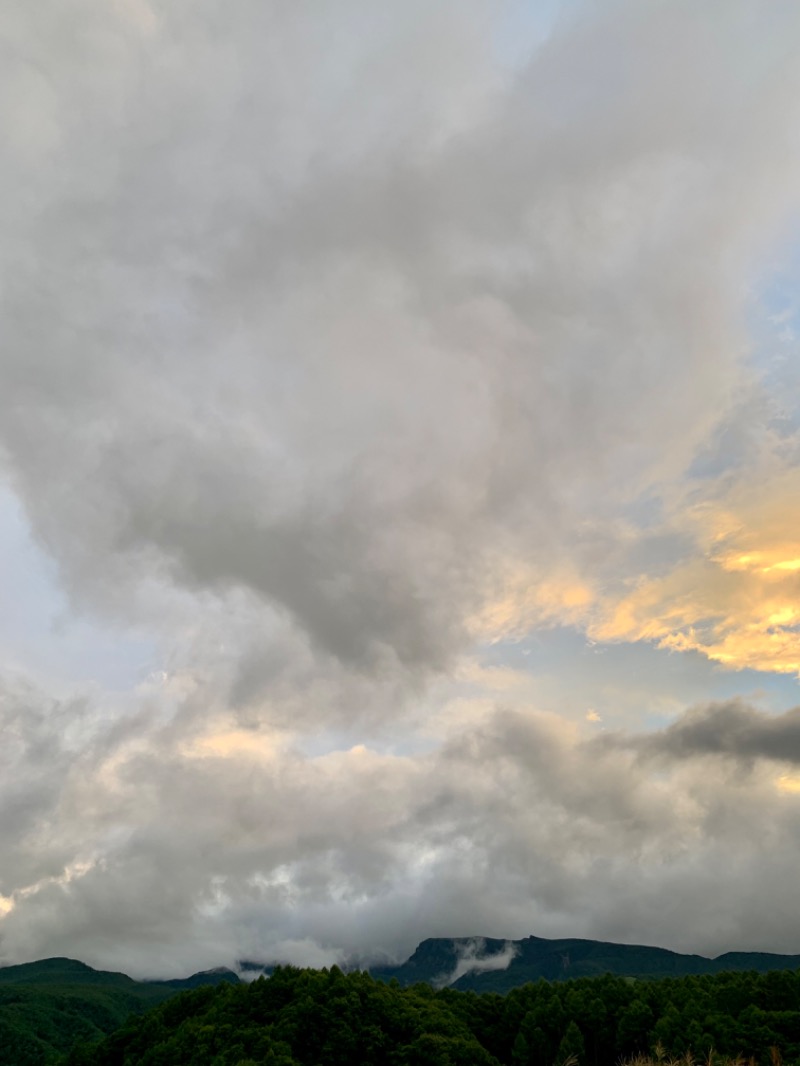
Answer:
[2, 0, 800, 979]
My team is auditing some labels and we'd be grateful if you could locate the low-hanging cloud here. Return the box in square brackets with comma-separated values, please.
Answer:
[439, 938, 520, 988]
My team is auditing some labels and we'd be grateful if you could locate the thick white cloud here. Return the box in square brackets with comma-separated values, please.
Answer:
[3, 688, 800, 976]
[2, 0, 800, 974]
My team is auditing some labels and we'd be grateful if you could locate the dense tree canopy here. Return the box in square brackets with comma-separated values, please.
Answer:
[62, 965, 800, 1066]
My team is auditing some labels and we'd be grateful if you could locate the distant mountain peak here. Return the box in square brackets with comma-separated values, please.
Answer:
[370, 933, 800, 993]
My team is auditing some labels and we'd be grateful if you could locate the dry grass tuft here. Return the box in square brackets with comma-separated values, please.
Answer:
[619, 1051, 771, 1066]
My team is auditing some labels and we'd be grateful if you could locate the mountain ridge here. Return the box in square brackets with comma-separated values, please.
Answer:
[4, 933, 800, 996]
[0, 955, 240, 990]
[368, 934, 800, 992]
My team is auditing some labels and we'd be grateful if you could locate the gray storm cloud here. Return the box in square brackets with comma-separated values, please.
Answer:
[2, 0, 800, 976]
[3, 0, 799, 678]
[622, 700, 800, 764]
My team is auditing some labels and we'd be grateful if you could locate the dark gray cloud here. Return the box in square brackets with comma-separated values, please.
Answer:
[3, 0, 799, 686]
[622, 699, 800, 764]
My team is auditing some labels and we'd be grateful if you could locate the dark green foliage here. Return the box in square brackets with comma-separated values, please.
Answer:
[0, 984, 156, 1064]
[0, 959, 239, 1065]
[66, 966, 500, 1065]
[4, 954, 800, 1064]
[555, 1020, 585, 1065]
[59, 965, 800, 1066]
[616, 997, 654, 1056]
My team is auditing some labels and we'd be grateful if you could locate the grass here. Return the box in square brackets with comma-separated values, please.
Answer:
[621, 1045, 787, 1066]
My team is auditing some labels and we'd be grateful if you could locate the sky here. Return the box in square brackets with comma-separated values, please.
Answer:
[2, 0, 800, 980]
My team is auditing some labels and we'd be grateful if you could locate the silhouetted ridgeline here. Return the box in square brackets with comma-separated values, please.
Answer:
[370, 934, 800, 992]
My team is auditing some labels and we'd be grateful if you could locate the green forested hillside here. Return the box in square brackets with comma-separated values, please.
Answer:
[4, 950, 800, 1064]
[64, 964, 800, 1066]
[0, 959, 238, 1065]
